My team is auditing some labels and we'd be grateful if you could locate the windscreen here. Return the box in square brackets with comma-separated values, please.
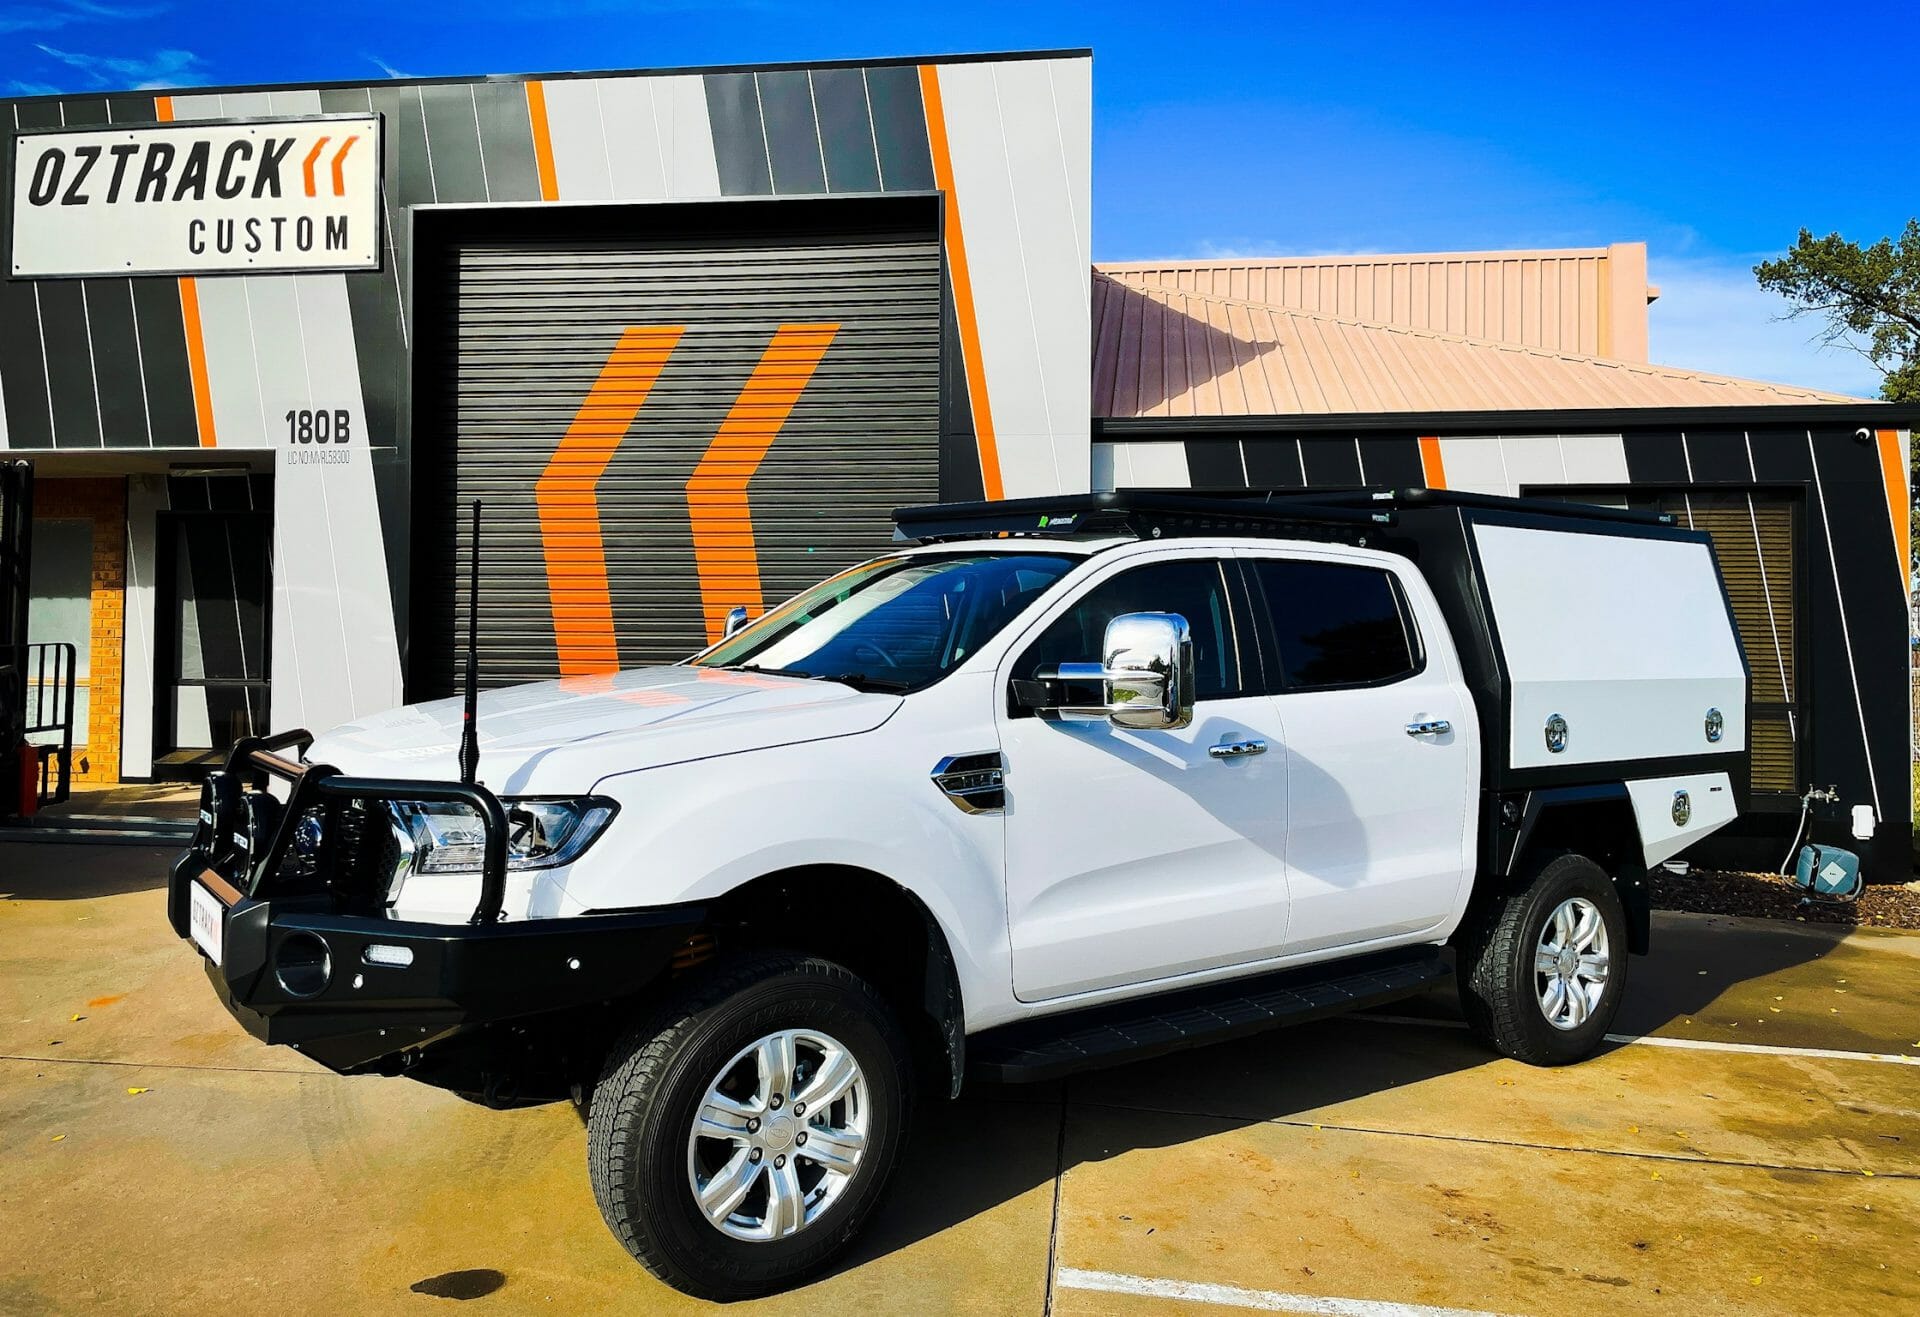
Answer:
[692, 553, 1078, 693]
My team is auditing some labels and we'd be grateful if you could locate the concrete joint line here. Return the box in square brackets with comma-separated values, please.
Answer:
[1056, 1268, 1510, 1316]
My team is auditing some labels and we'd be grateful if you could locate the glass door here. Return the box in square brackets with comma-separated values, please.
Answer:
[154, 511, 271, 774]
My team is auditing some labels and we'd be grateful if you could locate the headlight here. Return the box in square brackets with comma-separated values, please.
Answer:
[386, 797, 617, 879]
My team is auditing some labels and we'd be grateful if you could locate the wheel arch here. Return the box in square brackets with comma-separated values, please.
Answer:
[1497, 784, 1651, 955]
[701, 865, 968, 1099]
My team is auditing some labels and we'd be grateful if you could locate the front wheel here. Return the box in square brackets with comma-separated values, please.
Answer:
[587, 953, 910, 1300]
[1457, 852, 1628, 1065]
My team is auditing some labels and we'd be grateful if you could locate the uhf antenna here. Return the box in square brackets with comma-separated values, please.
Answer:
[457, 498, 482, 786]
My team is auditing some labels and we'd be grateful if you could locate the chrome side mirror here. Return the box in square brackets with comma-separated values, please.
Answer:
[1034, 611, 1195, 731]
[722, 605, 751, 638]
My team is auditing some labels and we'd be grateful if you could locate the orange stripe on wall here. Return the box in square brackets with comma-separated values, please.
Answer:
[1875, 428, 1910, 595]
[919, 64, 1003, 501]
[154, 95, 218, 448]
[686, 324, 839, 643]
[536, 326, 684, 676]
[525, 81, 560, 202]
[1417, 436, 1447, 489]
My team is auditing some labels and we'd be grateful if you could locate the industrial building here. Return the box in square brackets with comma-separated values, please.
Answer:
[1, 49, 1912, 878]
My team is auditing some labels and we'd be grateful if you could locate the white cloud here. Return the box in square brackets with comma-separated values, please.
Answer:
[0, 2, 165, 35]
[1648, 258, 1883, 399]
[32, 41, 203, 88]
[363, 53, 417, 80]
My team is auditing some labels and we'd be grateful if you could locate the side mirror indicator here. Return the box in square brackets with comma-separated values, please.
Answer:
[1031, 611, 1195, 731]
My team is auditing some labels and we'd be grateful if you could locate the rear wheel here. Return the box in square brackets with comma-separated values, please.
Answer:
[587, 953, 910, 1300]
[1458, 852, 1627, 1065]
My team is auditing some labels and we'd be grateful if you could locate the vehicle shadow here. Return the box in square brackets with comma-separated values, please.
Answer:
[0, 841, 175, 900]
[822, 922, 1848, 1284]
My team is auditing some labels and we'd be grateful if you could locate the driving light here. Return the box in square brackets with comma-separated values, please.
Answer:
[363, 944, 415, 968]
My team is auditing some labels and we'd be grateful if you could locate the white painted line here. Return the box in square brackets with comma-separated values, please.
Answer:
[1056, 1268, 1508, 1316]
[1603, 1032, 1920, 1066]
[1356, 1013, 1920, 1066]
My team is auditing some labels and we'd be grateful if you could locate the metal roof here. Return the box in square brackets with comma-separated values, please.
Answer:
[1089, 274, 1868, 421]
[1099, 242, 1657, 362]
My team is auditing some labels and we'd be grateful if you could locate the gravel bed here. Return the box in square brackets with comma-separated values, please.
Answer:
[1651, 868, 1920, 930]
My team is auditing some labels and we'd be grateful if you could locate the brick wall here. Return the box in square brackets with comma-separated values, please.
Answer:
[33, 478, 127, 784]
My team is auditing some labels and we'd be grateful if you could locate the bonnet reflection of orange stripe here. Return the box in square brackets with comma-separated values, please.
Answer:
[536, 326, 684, 676]
[686, 324, 839, 643]
[154, 94, 218, 449]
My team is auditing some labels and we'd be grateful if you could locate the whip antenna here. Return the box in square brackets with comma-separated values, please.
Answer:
[457, 498, 482, 786]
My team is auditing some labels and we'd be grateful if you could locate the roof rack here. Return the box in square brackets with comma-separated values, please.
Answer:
[891, 491, 1397, 547]
[1253, 486, 1676, 527]
[892, 487, 1672, 546]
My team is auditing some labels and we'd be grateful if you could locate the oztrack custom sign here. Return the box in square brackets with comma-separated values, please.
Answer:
[8, 112, 381, 278]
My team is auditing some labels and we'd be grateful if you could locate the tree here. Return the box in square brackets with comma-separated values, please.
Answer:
[1755, 220, 1920, 404]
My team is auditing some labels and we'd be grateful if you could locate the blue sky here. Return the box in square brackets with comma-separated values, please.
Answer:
[6, 0, 1912, 395]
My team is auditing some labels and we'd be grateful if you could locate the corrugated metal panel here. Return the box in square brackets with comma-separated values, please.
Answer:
[419, 226, 941, 692]
[1090, 275, 1870, 420]
[1100, 242, 1652, 360]
[1664, 491, 1799, 793]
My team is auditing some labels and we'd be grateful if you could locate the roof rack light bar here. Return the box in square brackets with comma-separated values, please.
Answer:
[892, 491, 1397, 545]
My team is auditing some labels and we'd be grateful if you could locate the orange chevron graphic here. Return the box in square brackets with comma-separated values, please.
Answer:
[686, 324, 839, 643]
[536, 326, 685, 676]
[330, 135, 359, 195]
[302, 137, 329, 197]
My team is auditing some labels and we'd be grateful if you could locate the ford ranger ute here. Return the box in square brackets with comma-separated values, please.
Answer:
[167, 488, 1748, 1299]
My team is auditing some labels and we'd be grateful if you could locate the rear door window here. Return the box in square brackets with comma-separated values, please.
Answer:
[1250, 559, 1421, 691]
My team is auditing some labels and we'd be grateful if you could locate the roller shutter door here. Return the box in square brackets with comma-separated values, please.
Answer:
[416, 220, 941, 694]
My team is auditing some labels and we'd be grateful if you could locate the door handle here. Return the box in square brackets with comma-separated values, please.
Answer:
[1405, 719, 1452, 738]
[1208, 739, 1268, 759]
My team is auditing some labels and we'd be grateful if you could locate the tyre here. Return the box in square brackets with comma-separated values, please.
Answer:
[1457, 852, 1628, 1066]
[587, 952, 911, 1300]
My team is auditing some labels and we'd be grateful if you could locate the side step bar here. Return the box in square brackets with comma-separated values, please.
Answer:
[968, 947, 1451, 1084]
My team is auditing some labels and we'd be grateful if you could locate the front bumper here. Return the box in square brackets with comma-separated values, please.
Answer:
[167, 731, 704, 1074]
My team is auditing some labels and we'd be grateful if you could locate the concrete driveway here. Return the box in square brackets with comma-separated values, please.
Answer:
[2, 841, 1916, 1315]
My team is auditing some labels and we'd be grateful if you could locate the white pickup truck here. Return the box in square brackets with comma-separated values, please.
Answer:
[168, 488, 1748, 1299]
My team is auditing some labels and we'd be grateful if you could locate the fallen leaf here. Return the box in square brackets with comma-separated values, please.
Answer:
[1675, 1131, 1688, 1139]
[125, 1087, 149, 1096]
[1651, 1171, 1662, 1181]
[50, 1134, 65, 1143]
[1773, 995, 1784, 1001]
[1769, 1007, 1782, 1014]
[1751, 1276, 1764, 1286]
[1628, 1124, 1640, 1134]
[68, 1014, 85, 1022]
[1863, 1170, 1875, 1178]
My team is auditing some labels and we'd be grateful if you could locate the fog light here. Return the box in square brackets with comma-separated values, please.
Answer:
[363, 943, 414, 968]
[274, 933, 331, 998]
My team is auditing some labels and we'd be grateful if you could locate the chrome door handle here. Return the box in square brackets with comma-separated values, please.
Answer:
[1208, 739, 1268, 759]
[1405, 719, 1452, 737]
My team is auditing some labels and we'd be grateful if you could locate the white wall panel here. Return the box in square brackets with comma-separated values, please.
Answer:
[541, 79, 616, 201]
[1436, 437, 1509, 495]
[171, 89, 402, 737]
[936, 58, 1090, 499]
[1094, 441, 1191, 490]
[546, 75, 720, 202]
[1556, 434, 1630, 486]
[120, 475, 165, 778]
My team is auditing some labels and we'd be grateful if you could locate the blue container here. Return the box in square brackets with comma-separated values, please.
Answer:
[1793, 844, 1862, 900]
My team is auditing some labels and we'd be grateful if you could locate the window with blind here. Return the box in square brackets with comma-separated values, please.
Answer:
[1545, 489, 1800, 793]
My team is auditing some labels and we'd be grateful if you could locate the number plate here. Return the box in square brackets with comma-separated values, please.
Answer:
[188, 881, 225, 966]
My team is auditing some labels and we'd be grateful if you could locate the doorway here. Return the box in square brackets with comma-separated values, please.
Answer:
[153, 509, 271, 776]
